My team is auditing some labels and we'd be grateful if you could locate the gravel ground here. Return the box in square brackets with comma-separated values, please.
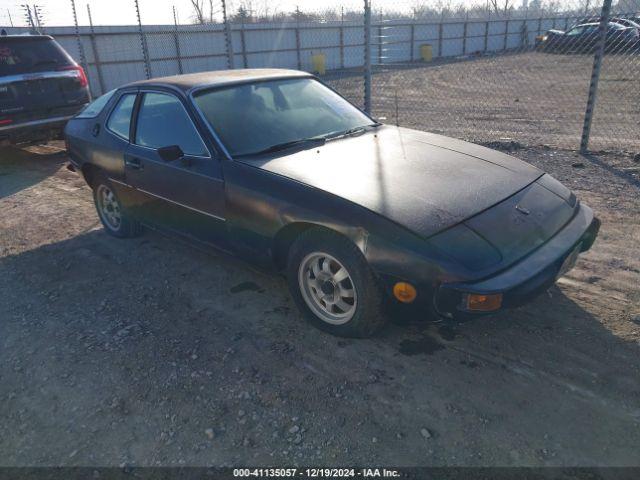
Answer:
[327, 51, 640, 152]
[1, 141, 639, 467]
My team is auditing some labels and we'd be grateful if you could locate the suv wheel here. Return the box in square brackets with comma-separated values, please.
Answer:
[93, 177, 143, 238]
[287, 228, 386, 337]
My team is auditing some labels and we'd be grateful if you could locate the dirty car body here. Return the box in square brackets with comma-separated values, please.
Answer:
[64, 69, 599, 333]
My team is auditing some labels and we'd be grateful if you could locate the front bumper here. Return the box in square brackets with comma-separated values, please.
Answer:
[435, 202, 600, 319]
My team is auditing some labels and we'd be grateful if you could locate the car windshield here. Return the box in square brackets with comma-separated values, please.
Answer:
[0, 37, 73, 76]
[193, 77, 375, 157]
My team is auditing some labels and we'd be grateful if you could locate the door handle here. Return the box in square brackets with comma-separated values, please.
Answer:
[91, 123, 100, 137]
[124, 155, 143, 170]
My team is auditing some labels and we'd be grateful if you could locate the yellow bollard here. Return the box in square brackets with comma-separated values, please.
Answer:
[420, 44, 433, 62]
[311, 53, 326, 75]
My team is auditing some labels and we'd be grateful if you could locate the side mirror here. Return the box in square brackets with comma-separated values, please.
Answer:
[157, 145, 184, 162]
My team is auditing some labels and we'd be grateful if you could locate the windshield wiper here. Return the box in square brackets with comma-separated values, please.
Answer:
[235, 136, 326, 158]
[324, 123, 381, 141]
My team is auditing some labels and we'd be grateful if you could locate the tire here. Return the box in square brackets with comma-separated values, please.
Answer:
[92, 174, 143, 238]
[286, 227, 386, 338]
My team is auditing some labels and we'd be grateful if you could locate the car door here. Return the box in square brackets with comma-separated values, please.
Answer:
[74, 89, 138, 206]
[563, 26, 585, 52]
[123, 89, 227, 247]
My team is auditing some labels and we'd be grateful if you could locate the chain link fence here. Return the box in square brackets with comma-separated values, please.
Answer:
[368, 0, 640, 152]
[3, 0, 639, 152]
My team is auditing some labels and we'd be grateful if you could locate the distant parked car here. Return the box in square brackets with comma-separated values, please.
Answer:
[567, 16, 640, 30]
[611, 17, 640, 29]
[0, 34, 90, 146]
[537, 22, 639, 53]
[64, 69, 600, 337]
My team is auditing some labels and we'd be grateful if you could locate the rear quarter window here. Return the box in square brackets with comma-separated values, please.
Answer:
[76, 89, 116, 118]
[0, 37, 73, 77]
[106, 93, 136, 141]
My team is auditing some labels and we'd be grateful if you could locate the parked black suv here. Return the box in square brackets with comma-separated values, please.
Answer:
[0, 35, 90, 146]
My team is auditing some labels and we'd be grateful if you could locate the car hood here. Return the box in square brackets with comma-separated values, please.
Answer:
[245, 126, 543, 238]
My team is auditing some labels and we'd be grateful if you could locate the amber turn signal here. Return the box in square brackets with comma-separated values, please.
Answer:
[393, 282, 417, 303]
[465, 293, 503, 312]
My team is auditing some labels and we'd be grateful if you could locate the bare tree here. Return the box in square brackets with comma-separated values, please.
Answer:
[190, 0, 206, 23]
[189, 0, 220, 24]
[488, 0, 514, 16]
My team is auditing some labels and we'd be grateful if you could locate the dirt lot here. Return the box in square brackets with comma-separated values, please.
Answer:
[1, 142, 639, 467]
[328, 51, 640, 152]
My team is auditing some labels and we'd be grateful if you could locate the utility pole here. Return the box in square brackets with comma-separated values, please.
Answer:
[7, 9, 14, 27]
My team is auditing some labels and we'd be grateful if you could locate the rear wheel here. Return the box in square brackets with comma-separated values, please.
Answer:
[93, 176, 143, 238]
[287, 228, 386, 337]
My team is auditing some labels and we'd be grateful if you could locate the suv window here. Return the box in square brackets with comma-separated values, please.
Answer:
[135, 92, 207, 156]
[107, 93, 136, 140]
[77, 89, 116, 119]
[0, 37, 73, 76]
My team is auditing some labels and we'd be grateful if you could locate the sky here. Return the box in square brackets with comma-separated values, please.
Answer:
[1, 0, 624, 27]
[1, 0, 378, 27]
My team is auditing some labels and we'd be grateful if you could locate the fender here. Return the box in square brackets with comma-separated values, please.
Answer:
[221, 159, 460, 303]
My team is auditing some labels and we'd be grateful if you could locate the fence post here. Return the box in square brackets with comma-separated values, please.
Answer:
[438, 22, 443, 57]
[295, 27, 302, 70]
[504, 18, 509, 51]
[462, 20, 468, 55]
[339, 24, 345, 69]
[363, 0, 372, 115]
[69, 0, 88, 90]
[134, 0, 151, 80]
[24, 5, 37, 34]
[409, 23, 415, 61]
[484, 20, 489, 52]
[377, 24, 382, 64]
[537, 17, 542, 35]
[87, 4, 106, 95]
[172, 6, 183, 74]
[240, 23, 248, 68]
[221, 0, 235, 69]
[580, 0, 612, 152]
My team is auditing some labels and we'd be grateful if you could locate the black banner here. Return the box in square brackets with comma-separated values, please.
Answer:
[0, 468, 638, 480]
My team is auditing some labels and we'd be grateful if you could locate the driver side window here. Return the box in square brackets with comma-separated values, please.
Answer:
[135, 92, 208, 157]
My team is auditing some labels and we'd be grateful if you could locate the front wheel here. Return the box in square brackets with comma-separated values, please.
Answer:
[287, 228, 386, 338]
[93, 176, 143, 238]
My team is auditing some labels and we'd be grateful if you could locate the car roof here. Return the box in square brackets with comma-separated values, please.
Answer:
[576, 22, 628, 28]
[127, 69, 314, 93]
